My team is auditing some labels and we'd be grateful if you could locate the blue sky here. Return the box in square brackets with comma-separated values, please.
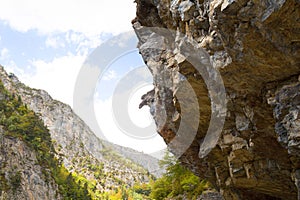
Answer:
[0, 0, 166, 156]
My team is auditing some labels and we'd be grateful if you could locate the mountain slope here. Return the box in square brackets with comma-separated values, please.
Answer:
[0, 81, 92, 199]
[0, 132, 62, 199]
[0, 65, 160, 197]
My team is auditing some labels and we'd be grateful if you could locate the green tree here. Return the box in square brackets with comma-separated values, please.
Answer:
[149, 151, 210, 200]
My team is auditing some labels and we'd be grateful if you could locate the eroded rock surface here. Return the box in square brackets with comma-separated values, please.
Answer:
[133, 0, 300, 199]
[0, 128, 62, 199]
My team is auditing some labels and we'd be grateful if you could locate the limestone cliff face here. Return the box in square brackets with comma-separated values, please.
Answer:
[0, 129, 62, 200]
[133, 0, 300, 199]
[0, 66, 157, 194]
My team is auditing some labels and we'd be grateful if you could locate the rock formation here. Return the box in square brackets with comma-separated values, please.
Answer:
[0, 66, 159, 198]
[133, 0, 300, 199]
[0, 129, 62, 199]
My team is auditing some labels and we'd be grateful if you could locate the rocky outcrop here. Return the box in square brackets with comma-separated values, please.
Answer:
[133, 0, 300, 199]
[0, 128, 62, 200]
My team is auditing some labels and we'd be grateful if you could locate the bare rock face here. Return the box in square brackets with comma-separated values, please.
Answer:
[0, 128, 62, 199]
[133, 0, 300, 199]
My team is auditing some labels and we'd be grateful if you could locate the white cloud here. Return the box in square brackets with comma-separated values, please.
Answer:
[17, 54, 86, 106]
[0, 0, 136, 36]
[45, 36, 65, 49]
[0, 48, 20, 74]
[66, 32, 86, 45]
[2, 60, 20, 75]
[73, 34, 103, 55]
[44, 32, 103, 56]
[102, 69, 117, 81]
[0, 48, 9, 60]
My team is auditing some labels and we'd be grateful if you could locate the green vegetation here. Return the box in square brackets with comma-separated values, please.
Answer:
[0, 81, 91, 199]
[132, 151, 211, 200]
[71, 171, 104, 199]
[8, 171, 21, 192]
[0, 170, 9, 193]
[100, 148, 146, 174]
[106, 185, 148, 200]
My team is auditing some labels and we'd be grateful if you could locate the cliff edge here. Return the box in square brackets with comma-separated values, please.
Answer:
[133, 0, 300, 199]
